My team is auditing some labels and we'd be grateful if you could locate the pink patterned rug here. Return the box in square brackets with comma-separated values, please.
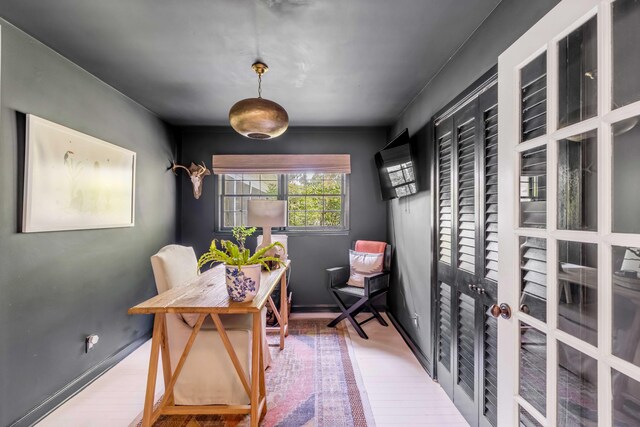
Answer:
[132, 319, 372, 427]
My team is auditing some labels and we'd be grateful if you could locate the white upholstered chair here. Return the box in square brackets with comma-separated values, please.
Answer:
[150, 244, 271, 405]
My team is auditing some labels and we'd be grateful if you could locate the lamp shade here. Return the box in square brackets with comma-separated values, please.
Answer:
[247, 200, 287, 228]
[229, 98, 289, 140]
[229, 62, 289, 140]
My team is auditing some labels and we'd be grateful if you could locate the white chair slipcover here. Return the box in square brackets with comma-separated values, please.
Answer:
[150, 244, 271, 405]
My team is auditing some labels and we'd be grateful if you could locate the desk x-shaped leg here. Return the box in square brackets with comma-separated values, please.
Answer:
[141, 312, 266, 427]
[266, 271, 289, 349]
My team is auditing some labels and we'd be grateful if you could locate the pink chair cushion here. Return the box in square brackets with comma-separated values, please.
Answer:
[355, 240, 387, 254]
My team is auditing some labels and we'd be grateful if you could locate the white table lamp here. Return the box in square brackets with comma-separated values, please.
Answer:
[247, 200, 287, 254]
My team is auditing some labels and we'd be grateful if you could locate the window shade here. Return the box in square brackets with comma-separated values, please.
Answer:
[212, 154, 351, 174]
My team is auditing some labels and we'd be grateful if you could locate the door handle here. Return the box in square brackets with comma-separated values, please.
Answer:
[489, 303, 512, 319]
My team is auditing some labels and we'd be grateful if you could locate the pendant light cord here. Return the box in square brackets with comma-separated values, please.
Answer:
[258, 73, 262, 98]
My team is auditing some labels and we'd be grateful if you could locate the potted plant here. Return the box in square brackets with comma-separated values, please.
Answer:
[231, 225, 256, 251]
[197, 227, 284, 302]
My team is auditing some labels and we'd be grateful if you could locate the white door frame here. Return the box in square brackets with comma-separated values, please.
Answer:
[498, 0, 640, 425]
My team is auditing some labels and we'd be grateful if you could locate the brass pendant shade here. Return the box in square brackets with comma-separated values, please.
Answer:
[229, 97, 289, 139]
[229, 62, 289, 140]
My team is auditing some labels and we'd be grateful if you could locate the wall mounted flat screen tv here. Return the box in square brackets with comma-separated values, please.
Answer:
[375, 128, 418, 201]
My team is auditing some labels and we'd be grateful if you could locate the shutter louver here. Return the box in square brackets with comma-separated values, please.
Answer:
[457, 120, 476, 273]
[484, 102, 499, 282]
[457, 292, 475, 398]
[484, 310, 498, 426]
[521, 53, 547, 142]
[439, 282, 452, 371]
[439, 132, 453, 265]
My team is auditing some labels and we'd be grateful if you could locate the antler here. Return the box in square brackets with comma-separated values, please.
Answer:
[194, 161, 211, 177]
[171, 162, 190, 175]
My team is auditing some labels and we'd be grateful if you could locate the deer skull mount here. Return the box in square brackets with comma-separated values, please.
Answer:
[171, 161, 211, 199]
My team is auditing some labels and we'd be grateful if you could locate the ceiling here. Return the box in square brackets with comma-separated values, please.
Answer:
[0, 0, 502, 126]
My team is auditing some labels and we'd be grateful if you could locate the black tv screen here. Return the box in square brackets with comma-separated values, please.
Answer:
[375, 129, 418, 201]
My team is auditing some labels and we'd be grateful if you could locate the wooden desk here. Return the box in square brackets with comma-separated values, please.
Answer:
[129, 260, 290, 427]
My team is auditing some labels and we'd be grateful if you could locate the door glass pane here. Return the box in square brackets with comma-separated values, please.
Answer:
[520, 237, 547, 321]
[558, 241, 598, 347]
[612, 115, 640, 233]
[521, 53, 548, 142]
[557, 342, 598, 426]
[520, 146, 547, 228]
[520, 323, 547, 415]
[558, 130, 598, 231]
[558, 16, 598, 128]
[613, 0, 640, 108]
[612, 369, 640, 426]
[520, 406, 544, 427]
[612, 245, 640, 368]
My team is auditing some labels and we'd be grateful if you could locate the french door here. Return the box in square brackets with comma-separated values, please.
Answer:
[498, 0, 640, 425]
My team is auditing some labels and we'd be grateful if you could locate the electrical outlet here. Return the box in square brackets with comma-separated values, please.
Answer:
[85, 335, 99, 353]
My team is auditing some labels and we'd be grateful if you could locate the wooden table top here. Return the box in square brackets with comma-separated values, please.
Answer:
[129, 260, 290, 315]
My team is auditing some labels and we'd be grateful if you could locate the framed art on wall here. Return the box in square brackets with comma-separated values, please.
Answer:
[22, 114, 136, 232]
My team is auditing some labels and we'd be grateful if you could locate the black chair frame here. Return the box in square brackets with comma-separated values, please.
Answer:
[327, 242, 392, 339]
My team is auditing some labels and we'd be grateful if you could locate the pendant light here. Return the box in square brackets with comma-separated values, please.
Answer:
[229, 62, 289, 140]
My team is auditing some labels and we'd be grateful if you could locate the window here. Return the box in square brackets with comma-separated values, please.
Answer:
[386, 161, 417, 198]
[220, 174, 279, 227]
[218, 172, 348, 231]
[287, 173, 346, 229]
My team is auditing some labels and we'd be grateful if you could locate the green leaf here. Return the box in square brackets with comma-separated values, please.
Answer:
[247, 242, 285, 264]
[197, 238, 285, 270]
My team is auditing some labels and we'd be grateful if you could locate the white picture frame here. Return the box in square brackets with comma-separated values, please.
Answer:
[22, 115, 136, 232]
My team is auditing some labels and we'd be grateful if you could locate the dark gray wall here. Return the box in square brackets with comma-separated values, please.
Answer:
[387, 0, 561, 369]
[178, 127, 387, 309]
[0, 22, 178, 426]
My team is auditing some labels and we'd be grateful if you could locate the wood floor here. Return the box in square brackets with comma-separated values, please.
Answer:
[37, 313, 467, 427]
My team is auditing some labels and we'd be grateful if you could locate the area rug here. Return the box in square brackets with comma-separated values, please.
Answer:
[131, 319, 373, 427]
